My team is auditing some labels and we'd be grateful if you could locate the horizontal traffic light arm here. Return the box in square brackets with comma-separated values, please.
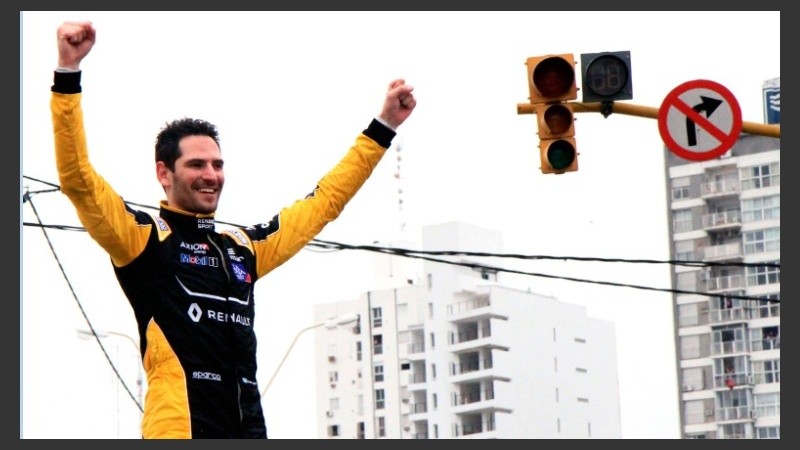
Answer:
[517, 102, 780, 138]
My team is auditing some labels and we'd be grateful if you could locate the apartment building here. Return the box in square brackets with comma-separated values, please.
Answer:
[665, 78, 780, 439]
[313, 221, 622, 438]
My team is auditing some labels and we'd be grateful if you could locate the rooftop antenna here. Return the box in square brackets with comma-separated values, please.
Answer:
[392, 136, 406, 235]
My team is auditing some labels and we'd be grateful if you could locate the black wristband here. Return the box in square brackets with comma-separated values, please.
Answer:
[51, 71, 82, 94]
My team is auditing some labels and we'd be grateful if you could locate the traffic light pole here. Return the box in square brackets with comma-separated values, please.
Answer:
[517, 102, 780, 138]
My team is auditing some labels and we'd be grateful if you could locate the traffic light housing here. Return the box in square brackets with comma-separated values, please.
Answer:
[535, 103, 578, 173]
[525, 54, 578, 174]
[526, 54, 578, 104]
[580, 50, 633, 103]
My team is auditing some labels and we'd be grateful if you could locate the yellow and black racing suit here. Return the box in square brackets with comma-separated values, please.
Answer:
[51, 70, 394, 438]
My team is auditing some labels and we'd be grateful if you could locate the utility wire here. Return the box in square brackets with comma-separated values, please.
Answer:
[22, 175, 781, 417]
[22, 187, 143, 413]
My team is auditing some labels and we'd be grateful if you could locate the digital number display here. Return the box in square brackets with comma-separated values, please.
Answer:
[585, 55, 629, 96]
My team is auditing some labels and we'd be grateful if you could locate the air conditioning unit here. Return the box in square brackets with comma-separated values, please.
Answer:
[330, 382, 337, 388]
[326, 410, 334, 418]
[705, 409, 714, 417]
[328, 355, 336, 362]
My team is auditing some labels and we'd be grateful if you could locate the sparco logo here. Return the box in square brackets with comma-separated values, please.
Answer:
[192, 371, 222, 381]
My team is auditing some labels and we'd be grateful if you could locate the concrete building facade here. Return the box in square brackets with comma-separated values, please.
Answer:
[313, 222, 622, 438]
[663, 82, 780, 438]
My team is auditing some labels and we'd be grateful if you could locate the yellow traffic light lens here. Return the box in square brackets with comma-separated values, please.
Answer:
[547, 140, 576, 170]
[532, 57, 575, 98]
[543, 104, 573, 135]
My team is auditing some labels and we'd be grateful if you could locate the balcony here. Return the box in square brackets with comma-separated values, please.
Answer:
[701, 178, 740, 199]
[453, 388, 494, 406]
[453, 419, 496, 437]
[712, 340, 747, 356]
[709, 306, 747, 324]
[715, 405, 753, 422]
[702, 210, 741, 231]
[703, 242, 742, 262]
[705, 274, 744, 292]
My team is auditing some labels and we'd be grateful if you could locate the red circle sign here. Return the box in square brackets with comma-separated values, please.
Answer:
[658, 79, 742, 161]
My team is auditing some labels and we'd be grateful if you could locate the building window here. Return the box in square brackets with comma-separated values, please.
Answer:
[372, 307, 383, 328]
[740, 162, 779, 190]
[432, 393, 438, 410]
[356, 341, 362, 361]
[374, 364, 384, 383]
[357, 421, 365, 439]
[373, 334, 383, 355]
[328, 425, 339, 437]
[428, 302, 433, 319]
[377, 417, 386, 437]
[743, 228, 780, 255]
[431, 363, 436, 380]
[675, 239, 695, 261]
[576, 367, 588, 373]
[328, 371, 338, 383]
[746, 261, 780, 286]
[673, 209, 693, 233]
[753, 392, 780, 419]
[756, 426, 780, 439]
[375, 389, 385, 409]
[753, 359, 780, 384]
[742, 195, 780, 223]
[330, 397, 339, 411]
[430, 332, 435, 350]
[327, 344, 337, 362]
[671, 177, 691, 200]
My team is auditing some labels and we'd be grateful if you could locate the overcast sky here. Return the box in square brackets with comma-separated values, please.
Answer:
[21, 11, 780, 438]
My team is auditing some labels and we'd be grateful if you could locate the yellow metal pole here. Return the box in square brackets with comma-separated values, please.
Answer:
[517, 102, 780, 138]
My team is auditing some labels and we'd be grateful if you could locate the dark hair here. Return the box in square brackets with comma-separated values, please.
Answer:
[155, 118, 221, 170]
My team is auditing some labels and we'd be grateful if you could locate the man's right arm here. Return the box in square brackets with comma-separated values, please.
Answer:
[51, 71, 150, 267]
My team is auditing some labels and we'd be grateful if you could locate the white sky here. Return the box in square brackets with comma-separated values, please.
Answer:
[20, 11, 780, 439]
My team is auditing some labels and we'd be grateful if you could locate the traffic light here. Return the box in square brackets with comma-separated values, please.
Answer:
[535, 103, 577, 173]
[525, 54, 578, 174]
[526, 54, 578, 104]
[580, 50, 633, 103]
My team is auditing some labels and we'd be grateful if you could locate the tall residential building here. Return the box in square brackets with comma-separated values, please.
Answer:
[313, 222, 622, 439]
[665, 78, 780, 439]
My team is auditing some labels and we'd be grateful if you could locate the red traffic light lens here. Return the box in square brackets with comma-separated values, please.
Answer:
[532, 57, 575, 98]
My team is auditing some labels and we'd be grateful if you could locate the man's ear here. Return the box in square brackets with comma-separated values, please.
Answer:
[156, 161, 171, 190]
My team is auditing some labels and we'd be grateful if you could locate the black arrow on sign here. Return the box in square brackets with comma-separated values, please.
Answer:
[686, 96, 724, 146]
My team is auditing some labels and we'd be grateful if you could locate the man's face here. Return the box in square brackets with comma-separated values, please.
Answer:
[157, 135, 224, 215]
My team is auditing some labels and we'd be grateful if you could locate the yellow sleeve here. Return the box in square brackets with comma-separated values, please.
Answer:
[51, 92, 150, 267]
[252, 133, 387, 277]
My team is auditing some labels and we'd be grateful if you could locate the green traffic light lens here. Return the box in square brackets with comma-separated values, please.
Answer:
[532, 57, 575, 98]
[547, 140, 576, 170]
